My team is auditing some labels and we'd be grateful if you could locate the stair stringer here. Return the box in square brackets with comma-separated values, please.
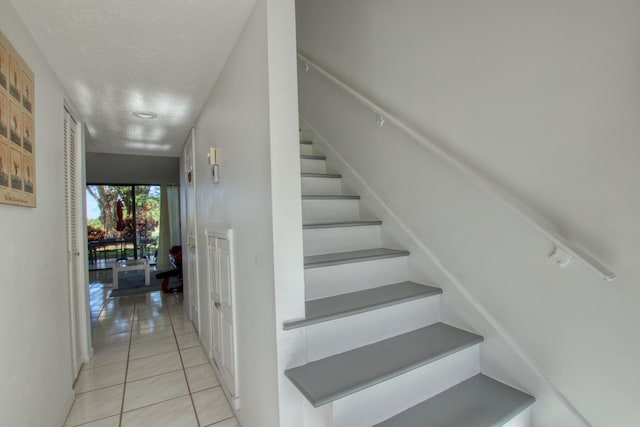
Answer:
[300, 117, 587, 427]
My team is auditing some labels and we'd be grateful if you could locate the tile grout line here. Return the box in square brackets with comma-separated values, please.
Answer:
[118, 394, 196, 419]
[123, 365, 185, 384]
[168, 293, 204, 427]
[73, 378, 127, 395]
[169, 295, 237, 426]
[72, 414, 119, 427]
[118, 300, 136, 427]
[69, 281, 130, 427]
[82, 276, 231, 427]
[208, 416, 235, 426]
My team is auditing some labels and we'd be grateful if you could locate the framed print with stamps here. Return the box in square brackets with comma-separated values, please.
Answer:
[0, 141, 8, 188]
[0, 39, 6, 91]
[0, 92, 7, 140]
[0, 30, 35, 207]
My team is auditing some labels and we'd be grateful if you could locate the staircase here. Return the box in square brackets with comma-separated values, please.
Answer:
[284, 138, 535, 426]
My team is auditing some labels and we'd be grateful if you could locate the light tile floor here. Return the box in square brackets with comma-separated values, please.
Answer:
[65, 274, 239, 427]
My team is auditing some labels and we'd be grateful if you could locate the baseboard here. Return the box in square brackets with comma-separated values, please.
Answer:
[208, 355, 241, 412]
[59, 387, 77, 427]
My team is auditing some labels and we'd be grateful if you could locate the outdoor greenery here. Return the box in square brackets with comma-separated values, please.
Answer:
[86, 185, 161, 241]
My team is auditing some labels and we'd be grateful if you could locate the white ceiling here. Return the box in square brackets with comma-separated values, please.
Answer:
[11, 0, 256, 157]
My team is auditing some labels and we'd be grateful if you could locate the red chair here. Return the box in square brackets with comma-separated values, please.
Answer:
[156, 245, 183, 293]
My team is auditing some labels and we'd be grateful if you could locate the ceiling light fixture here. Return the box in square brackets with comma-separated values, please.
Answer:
[132, 111, 157, 119]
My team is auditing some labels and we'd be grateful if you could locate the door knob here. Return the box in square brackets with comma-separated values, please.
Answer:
[188, 243, 196, 249]
[214, 301, 221, 309]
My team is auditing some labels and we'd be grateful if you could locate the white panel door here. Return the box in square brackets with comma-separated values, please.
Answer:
[208, 231, 238, 400]
[183, 131, 200, 330]
[216, 236, 236, 394]
[208, 236, 220, 366]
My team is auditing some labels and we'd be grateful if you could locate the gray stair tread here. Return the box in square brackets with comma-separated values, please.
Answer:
[285, 323, 483, 407]
[301, 172, 342, 178]
[301, 154, 326, 160]
[283, 282, 442, 330]
[376, 374, 535, 427]
[303, 220, 383, 229]
[300, 140, 313, 145]
[302, 194, 360, 200]
[304, 248, 409, 268]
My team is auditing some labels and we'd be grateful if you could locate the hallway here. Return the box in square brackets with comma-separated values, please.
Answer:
[64, 276, 239, 427]
[2, 0, 293, 425]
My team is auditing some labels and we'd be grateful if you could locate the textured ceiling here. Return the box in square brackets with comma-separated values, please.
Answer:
[11, 0, 256, 157]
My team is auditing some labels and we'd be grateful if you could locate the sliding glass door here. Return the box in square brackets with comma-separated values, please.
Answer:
[134, 185, 160, 261]
[86, 184, 161, 269]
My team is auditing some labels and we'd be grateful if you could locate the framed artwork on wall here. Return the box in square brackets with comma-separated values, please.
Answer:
[0, 30, 35, 207]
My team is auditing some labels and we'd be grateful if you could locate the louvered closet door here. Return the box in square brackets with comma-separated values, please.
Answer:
[64, 108, 82, 379]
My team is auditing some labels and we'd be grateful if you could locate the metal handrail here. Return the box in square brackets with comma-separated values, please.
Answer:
[298, 52, 616, 281]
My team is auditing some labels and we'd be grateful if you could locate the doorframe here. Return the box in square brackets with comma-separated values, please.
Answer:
[64, 100, 92, 379]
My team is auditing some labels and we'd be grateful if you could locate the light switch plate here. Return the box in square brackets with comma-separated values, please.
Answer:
[208, 147, 218, 165]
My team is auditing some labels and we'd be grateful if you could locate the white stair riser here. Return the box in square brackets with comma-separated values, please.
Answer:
[302, 199, 361, 223]
[300, 130, 314, 141]
[333, 345, 481, 427]
[300, 144, 315, 156]
[305, 256, 409, 300]
[301, 176, 343, 195]
[301, 158, 326, 174]
[305, 296, 441, 361]
[303, 398, 334, 427]
[303, 225, 381, 256]
[503, 408, 531, 427]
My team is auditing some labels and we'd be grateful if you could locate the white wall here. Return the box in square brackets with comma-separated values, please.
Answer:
[187, 0, 304, 425]
[0, 2, 76, 425]
[86, 152, 179, 185]
[265, 0, 307, 425]
[296, 1, 640, 426]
